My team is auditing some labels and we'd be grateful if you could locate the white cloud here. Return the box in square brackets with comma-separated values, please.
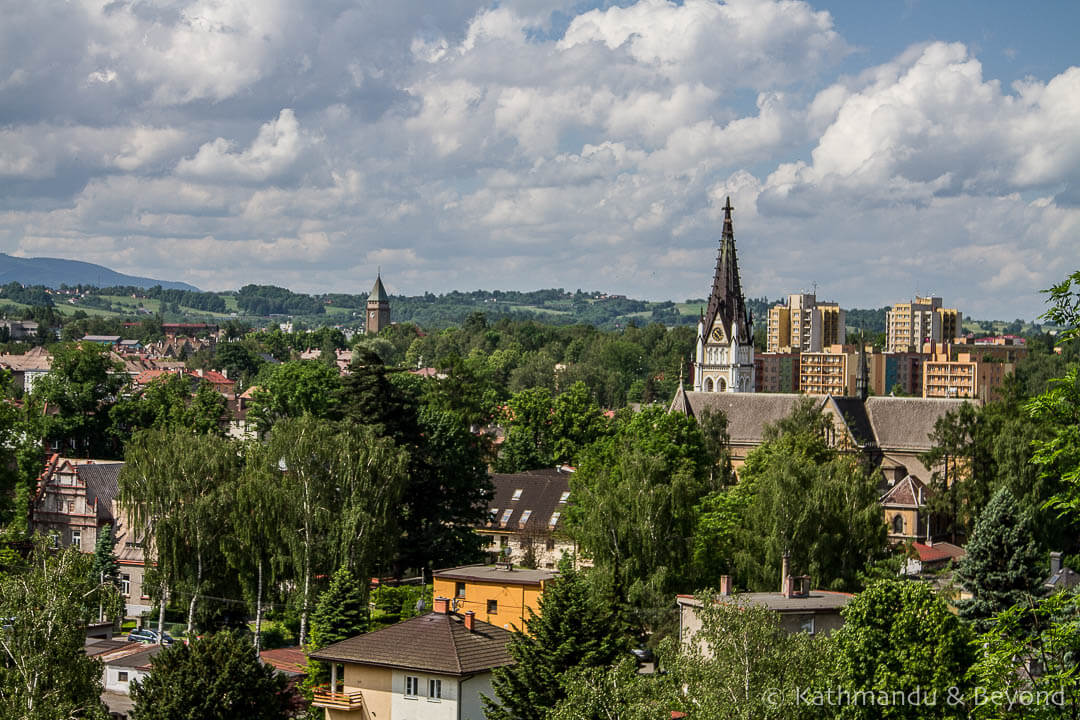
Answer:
[176, 109, 308, 182]
[0, 1, 1076, 319]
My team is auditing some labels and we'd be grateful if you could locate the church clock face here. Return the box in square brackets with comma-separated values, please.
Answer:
[369, 311, 376, 318]
[711, 327, 724, 342]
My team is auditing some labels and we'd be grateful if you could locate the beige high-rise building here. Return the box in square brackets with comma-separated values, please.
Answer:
[886, 296, 961, 352]
[766, 293, 846, 353]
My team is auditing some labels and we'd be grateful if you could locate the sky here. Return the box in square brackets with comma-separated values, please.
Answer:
[2, 1, 1078, 320]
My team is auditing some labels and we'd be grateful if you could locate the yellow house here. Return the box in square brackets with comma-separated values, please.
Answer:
[432, 564, 557, 632]
[309, 598, 512, 720]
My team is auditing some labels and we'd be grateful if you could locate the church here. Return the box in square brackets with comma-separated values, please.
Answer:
[691, 197, 755, 393]
[672, 198, 976, 545]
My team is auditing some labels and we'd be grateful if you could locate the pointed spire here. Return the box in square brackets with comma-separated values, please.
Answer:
[856, 342, 870, 401]
[703, 196, 751, 344]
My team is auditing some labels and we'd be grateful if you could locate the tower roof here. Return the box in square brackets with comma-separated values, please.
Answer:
[703, 197, 753, 343]
[369, 273, 388, 303]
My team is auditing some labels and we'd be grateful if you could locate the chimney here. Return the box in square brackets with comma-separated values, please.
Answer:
[1051, 552, 1063, 575]
[433, 596, 450, 614]
[464, 610, 475, 632]
[719, 575, 732, 596]
[784, 575, 811, 599]
[780, 551, 790, 594]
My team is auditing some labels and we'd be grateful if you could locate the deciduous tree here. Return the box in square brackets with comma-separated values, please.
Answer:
[0, 540, 119, 720]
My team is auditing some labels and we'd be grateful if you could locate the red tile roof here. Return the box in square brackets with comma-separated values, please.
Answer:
[260, 647, 307, 676]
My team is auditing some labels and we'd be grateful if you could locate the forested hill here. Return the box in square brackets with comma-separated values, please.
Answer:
[0, 253, 198, 291]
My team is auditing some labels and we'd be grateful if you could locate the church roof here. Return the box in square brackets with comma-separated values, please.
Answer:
[864, 396, 972, 451]
[369, 274, 388, 303]
[670, 392, 821, 444]
[703, 197, 752, 344]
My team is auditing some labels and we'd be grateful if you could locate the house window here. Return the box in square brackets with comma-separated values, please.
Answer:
[797, 615, 815, 635]
[892, 515, 904, 534]
[487, 599, 498, 614]
[518, 510, 532, 527]
[118, 671, 129, 683]
[71, 530, 81, 548]
[455, 582, 466, 598]
[121, 574, 130, 596]
[545, 538, 556, 551]
[405, 675, 420, 697]
[500, 509, 513, 525]
[499, 536, 509, 548]
[559, 491, 570, 504]
[429, 678, 442, 700]
[488, 508, 498, 524]
[49, 531, 60, 548]
[548, 512, 561, 528]
[511, 488, 523, 501]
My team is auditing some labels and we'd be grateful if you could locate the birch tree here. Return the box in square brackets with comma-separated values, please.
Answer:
[266, 416, 407, 646]
[120, 429, 241, 638]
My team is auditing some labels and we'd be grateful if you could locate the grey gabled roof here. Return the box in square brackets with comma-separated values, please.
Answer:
[671, 392, 821, 445]
[78, 462, 124, 523]
[309, 612, 513, 676]
[864, 396, 973, 451]
[486, 467, 571, 534]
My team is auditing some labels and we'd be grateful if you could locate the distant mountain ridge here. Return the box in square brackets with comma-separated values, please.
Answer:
[0, 253, 199, 292]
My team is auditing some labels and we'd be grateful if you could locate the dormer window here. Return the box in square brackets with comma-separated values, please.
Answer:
[511, 489, 523, 501]
[559, 491, 570, 504]
[548, 511, 561, 528]
[519, 510, 532, 527]
[500, 509, 513, 525]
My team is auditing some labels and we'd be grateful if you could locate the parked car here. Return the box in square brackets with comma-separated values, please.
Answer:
[127, 628, 175, 645]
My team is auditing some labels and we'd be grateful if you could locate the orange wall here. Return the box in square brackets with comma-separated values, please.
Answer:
[432, 578, 546, 632]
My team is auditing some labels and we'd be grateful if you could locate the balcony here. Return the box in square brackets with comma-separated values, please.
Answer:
[312, 687, 365, 711]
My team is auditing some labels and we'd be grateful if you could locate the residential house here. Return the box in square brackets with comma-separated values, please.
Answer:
[1044, 552, 1080, 593]
[432, 564, 557, 632]
[478, 467, 577, 569]
[308, 597, 513, 720]
[0, 346, 52, 394]
[678, 570, 852, 653]
[29, 455, 150, 617]
[81, 335, 122, 347]
[902, 541, 966, 576]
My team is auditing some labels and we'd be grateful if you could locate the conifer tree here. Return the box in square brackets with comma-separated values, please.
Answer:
[955, 485, 1045, 628]
[90, 523, 119, 586]
[309, 566, 368, 649]
[484, 561, 626, 720]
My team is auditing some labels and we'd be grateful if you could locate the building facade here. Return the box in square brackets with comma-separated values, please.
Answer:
[29, 456, 150, 618]
[766, 293, 846, 353]
[886, 296, 961, 352]
[755, 353, 800, 393]
[309, 600, 512, 720]
[432, 564, 556, 632]
[692, 197, 754, 393]
[365, 274, 390, 335]
[476, 468, 577, 570]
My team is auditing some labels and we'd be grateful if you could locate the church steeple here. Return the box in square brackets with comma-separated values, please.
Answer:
[366, 270, 390, 335]
[691, 196, 756, 393]
[703, 197, 753, 344]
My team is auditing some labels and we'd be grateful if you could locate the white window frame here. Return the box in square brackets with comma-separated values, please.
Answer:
[511, 488, 523, 501]
[428, 678, 442, 701]
[71, 530, 81, 548]
[405, 675, 420, 698]
[121, 573, 131, 597]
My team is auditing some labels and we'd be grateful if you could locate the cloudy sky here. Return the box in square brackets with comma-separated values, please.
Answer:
[2, 0, 1078, 319]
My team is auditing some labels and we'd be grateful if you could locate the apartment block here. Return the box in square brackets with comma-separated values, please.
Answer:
[766, 293, 846, 353]
[886, 296, 961, 352]
[755, 353, 800, 393]
[882, 352, 924, 396]
[799, 349, 850, 396]
[922, 350, 1014, 401]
